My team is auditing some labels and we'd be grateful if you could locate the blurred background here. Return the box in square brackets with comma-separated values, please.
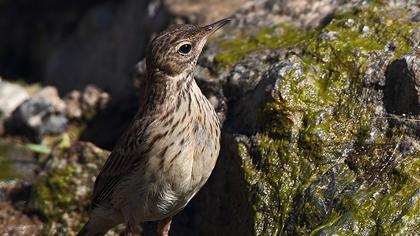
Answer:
[0, 0, 419, 235]
[0, 0, 246, 149]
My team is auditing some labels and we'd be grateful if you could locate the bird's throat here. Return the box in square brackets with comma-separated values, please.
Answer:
[143, 70, 196, 108]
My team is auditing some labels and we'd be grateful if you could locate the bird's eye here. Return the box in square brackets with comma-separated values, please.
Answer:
[178, 43, 192, 54]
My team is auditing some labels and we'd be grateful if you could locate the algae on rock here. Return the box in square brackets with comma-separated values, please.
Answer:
[228, 3, 420, 235]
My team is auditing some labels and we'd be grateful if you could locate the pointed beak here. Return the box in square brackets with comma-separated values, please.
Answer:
[202, 17, 232, 36]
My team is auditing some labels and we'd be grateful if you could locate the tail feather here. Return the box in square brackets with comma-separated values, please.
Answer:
[78, 208, 122, 236]
[77, 221, 107, 236]
[77, 222, 90, 236]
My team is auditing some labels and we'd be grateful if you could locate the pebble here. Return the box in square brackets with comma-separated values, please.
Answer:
[5, 87, 68, 141]
[0, 79, 29, 119]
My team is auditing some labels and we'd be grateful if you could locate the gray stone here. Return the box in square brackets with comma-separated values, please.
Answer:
[5, 87, 68, 141]
[0, 79, 29, 119]
[64, 85, 110, 120]
[384, 51, 420, 115]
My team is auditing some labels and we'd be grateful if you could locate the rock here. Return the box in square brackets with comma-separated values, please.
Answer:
[64, 85, 110, 120]
[81, 85, 110, 111]
[81, 2, 420, 235]
[163, 0, 246, 24]
[412, 11, 420, 22]
[29, 141, 113, 235]
[64, 90, 83, 119]
[0, 0, 342, 100]
[1, 141, 118, 235]
[37, 87, 67, 112]
[0, 143, 39, 183]
[194, 65, 227, 122]
[384, 51, 420, 116]
[224, 50, 280, 101]
[0, 79, 29, 120]
[173, 2, 420, 235]
[0, 202, 43, 236]
[225, 0, 338, 31]
[5, 87, 68, 141]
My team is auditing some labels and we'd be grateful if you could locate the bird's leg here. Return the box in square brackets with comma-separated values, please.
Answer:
[124, 219, 142, 236]
[157, 217, 172, 236]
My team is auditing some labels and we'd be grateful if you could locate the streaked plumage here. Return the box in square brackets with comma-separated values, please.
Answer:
[78, 18, 230, 236]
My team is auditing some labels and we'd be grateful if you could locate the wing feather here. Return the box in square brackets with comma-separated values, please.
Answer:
[90, 98, 160, 208]
[90, 121, 148, 208]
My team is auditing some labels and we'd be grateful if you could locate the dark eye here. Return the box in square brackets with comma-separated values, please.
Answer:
[178, 43, 192, 54]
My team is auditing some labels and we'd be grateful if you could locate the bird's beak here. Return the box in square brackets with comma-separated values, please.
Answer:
[202, 17, 232, 37]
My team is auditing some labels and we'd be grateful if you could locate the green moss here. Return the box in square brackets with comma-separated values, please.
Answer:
[215, 24, 315, 66]
[32, 166, 77, 221]
[0, 144, 29, 180]
[317, 152, 420, 235]
[235, 3, 419, 235]
[23, 143, 51, 155]
[28, 142, 111, 235]
[0, 145, 16, 180]
[216, 2, 417, 67]
[329, 6, 417, 59]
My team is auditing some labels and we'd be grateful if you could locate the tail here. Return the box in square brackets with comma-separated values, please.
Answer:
[78, 207, 123, 236]
[77, 221, 108, 236]
[77, 222, 91, 236]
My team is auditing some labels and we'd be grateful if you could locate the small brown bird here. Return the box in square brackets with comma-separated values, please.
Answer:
[78, 18, 231, 236]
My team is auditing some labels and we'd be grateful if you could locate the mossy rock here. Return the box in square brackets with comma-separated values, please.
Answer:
[30, 142, 109, 235]
[225, 2, 420, 235]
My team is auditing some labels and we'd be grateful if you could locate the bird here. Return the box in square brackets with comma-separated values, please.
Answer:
[78, 17, 231, 236]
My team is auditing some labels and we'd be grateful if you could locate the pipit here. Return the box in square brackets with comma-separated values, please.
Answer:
[78, 18, 231, 236]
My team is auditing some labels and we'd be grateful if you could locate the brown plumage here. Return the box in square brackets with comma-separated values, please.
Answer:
[78, 18, 231, 236]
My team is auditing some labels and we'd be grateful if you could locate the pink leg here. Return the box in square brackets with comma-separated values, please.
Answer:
[157, 217, 172, 236]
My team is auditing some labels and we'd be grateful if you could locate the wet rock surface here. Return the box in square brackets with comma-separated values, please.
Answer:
[0, 0, 419, 235]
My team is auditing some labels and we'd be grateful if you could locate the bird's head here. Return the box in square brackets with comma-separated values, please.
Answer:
[146, 18, 231, 78]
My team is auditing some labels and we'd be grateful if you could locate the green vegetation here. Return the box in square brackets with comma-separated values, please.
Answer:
[23, 143, 51, 155]
[215, 4, 416, 67]
[0, 145, 17, 180]
[234, 3, 419, 235]
[215, 24, 315, 66]
[32, 166, 77, 221]
[29, 141, 110, 235]
[0, 143, 34, 180]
